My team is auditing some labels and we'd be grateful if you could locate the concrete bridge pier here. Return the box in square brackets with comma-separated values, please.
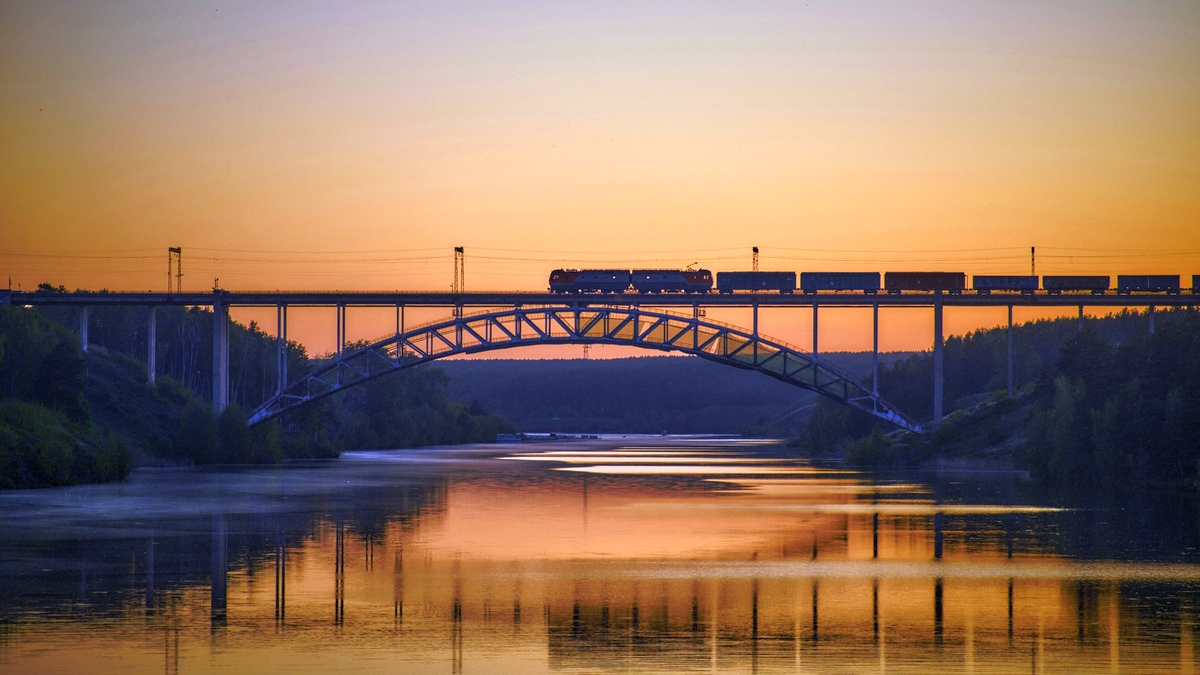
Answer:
[394, 304, 405, 362]
[812, 302, 818, 360]
[872, 303, 879, 395]
[147, 307, 156, 384]
[1007, 305, 1013, 397]
[336, 303, 346, 356]
[933, 291, 944, 422]
[79, 306, 88, 352]
[276, 303, 288, 395]
[212, 291, 229, 412]
[752, 301, 759, 363]
[1149, 305, 1155, 334]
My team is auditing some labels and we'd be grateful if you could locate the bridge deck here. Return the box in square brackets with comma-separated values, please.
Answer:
[5, 289, 1199, 308]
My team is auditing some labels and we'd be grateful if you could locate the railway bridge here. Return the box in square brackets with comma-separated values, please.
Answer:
[5, 289, 1197, 433]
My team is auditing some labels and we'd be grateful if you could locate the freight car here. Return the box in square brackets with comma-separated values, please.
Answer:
[631, 269, 712, 293]
[972, 275, 1038, 295]
[716, 271, 796, 294]
[549, 269, 631, 293]
[1116, 275, 1180, 295]
[1042, 275, 1109, 295]
[884, 272, 965, 295]
[800, 272, 880, 294]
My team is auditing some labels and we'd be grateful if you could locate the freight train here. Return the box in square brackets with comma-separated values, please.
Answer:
[549, 268, 712, 293]
[548, 269, 1196, 295]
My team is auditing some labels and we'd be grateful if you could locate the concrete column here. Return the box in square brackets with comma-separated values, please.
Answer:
[1078, 305, 1084, 331]
[79, 306, 89, 352]
[276, 304, 287, 395]
[872, 303, 879, 395]
[399, 305, 406, 361]
[1149, 305, 1155, 334]
[692, 304, 699, 350]
[812, 302, 818, 360]
[336, 303, 345, 356]
[212, 291, 229, 412]
[752, 301, 758, 365]
[147, 307, 157, 384]
[1007, 305, 1013, 397]
[933, 291, 944, 422]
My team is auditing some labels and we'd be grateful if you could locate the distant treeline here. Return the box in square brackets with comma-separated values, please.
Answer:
[1, 288, 512, 488]
[438, 352, 911, 436]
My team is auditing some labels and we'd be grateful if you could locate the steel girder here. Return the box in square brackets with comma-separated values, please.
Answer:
[246, 306, 924, 433]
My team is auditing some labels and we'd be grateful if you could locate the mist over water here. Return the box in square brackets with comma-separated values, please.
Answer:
[2, 438, 1199, 674]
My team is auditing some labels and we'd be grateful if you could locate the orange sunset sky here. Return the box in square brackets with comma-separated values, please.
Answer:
[2, 1, 1198, 354]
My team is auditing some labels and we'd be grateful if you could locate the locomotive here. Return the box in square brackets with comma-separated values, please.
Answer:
[549, 268, 712, 294]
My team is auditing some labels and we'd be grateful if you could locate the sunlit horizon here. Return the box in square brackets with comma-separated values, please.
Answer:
[3, 1, 1197, 354]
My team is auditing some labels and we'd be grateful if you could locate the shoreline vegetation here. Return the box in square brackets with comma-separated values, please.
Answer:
[1, 295, 511, 489]
[799, 308, 1200, 492]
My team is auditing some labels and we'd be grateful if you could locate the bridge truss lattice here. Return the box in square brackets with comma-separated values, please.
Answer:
[247, 306, 923, 433]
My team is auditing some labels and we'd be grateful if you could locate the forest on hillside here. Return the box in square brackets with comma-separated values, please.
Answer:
[438, 352, 913, 435]
[801, 308, 1200, 491]
[1, 291, 511, 488]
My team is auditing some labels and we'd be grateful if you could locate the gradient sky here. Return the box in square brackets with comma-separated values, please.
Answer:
[2, 1, 1198, 353]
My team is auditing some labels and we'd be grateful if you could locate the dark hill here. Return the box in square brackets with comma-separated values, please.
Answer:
[438, 352, 914, 435]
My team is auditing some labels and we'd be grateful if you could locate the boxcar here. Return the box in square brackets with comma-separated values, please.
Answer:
[549, 269, 631, 293]
[1042, 275, 1109, 295]
[631, 269, 712, 293]
[1116, 275, 1180, 294]
[884, 272, 965, 294]
[972, 275, 1038, 295]
[799, 272, 880, 294]
[716, 271, 796, 294]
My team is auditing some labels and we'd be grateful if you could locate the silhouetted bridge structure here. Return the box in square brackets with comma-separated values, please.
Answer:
[5, 289, 1196, 432]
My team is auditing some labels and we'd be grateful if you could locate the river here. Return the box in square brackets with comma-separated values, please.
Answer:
[2, 437, 1199, 674]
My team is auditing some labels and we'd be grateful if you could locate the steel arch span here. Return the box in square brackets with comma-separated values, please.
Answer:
[247, 306, 924, 433]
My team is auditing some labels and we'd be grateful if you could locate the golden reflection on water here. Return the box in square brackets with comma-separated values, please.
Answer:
[2, 439, 1200, 674]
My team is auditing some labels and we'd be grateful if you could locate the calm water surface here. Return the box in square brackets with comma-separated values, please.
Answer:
[2, 437, 1200, 674]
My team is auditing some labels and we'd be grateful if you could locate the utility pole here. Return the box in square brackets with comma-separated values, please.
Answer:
[453, 247, 465, 293]
[752, 246, 759, 273]
[453, 246, 464, 318]
[1030, 246, 1035, 277]
[168, 247, 182, 292]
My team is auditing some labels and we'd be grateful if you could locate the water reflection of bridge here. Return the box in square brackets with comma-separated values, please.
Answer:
[203, 513, 1189, 673]
[189, 480, 1197, 673]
